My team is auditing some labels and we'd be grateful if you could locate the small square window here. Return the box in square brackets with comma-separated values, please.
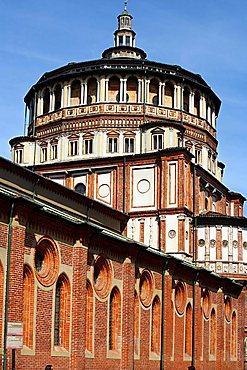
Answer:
[51, 144, 58, 160]
[195, 149, 202, 165]
[15, 149, 23, 164]
[124, 138, 134, 153]
[69, 140, 78, 156]
[108, 137, 118, 153]
[84, 139, 93, 154]
[119, 36, 123, 46]
[152, 134, 163, 150]
[41, 147, 47, 162]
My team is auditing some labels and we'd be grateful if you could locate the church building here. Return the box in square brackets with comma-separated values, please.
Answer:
[0, 3, 246, 369]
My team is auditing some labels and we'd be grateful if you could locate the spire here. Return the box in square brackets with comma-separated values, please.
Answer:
[123, 0, 128, 14]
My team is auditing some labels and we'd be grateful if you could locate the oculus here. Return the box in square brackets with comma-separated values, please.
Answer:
[168, 230, 176, 239]
[34, 237, 59, 287]
[202, 289, 211, 320]
[139, 269, 154, 308]
[174, 281, 186, 315]
[137, 179, 151, 194]
[224, 296, 232, 322]
[93, 256, 112, 299]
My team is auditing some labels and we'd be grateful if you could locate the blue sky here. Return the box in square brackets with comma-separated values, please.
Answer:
[0, 0, 246, 213]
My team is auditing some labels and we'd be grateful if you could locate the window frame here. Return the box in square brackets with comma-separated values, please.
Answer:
[69, 139, 79, 156]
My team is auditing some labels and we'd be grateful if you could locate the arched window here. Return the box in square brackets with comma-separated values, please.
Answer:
[194, 91, 200, 116]
[209, 308, 216, 357]
[43, 88, 50, 114]
[54, 274, 70, 350]
[54, 85, 62, 110]
[231, 311, 237, 358]
[87, 78, 97, 105]
[127, 77, 138, 103]
[151, 296, 161, 355]
[134, 291, 139, 356]
[149, 79, 159, 106]
[109, 287, 121, 352]
[85, 280, 93, 353]
[185, 303, 192, 357]
[23, 265, 34, 349]
[164, 82, 174, 108]
[0, 261, 3, 349]
[70, 80, 81, 106]
[108, 77, 120, 103]
[183, 87, 190, 112]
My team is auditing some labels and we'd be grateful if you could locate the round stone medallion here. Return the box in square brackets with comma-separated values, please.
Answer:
[137, 179, 150, 194]
[98, 184, 110, 198]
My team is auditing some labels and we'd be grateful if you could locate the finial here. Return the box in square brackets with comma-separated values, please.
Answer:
[124, 0, 128, 11]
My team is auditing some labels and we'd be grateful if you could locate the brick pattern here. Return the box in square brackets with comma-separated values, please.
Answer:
[54, 273, 70, 350]
[85, 280, 93, 353]
[0, 260, 3, 349]
[0, 205, 244, 369]
[151, 295, 161, 355]
[23, 265, 34, 349]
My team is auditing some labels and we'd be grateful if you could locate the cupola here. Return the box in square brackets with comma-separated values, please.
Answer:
[102, 1, 147, 60]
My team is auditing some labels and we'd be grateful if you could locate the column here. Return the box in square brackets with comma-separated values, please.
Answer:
[36, 92, 40, 116]
[178, 85, 182, 110]
[174, 85, 177, 109]
[99, 77, 105, 102]
[61, 85, 64, 108]
[199, 96, 203, 118]
[97, 80, 100, 102]
[207, 105, 211, 124]
[49, 91, 54, 112]
[121, 79, 127, 102]
[69, 240, 88, 369]
[120, 79, 124, 102]
[79, 134, 83, 157]
[212, 111, 216, 128]
[238, 227, 243, 262]
[177, 215, 185, 252]
[120, 256, 135, 369]
[190, 92, 194, 114]
[138, 79, 142, 103]
[159, 215, 166, 252]
[6, 212, 25, 369]
[67, 85, 71, 107]
[83, 83, 88, 105]
[202, 95, 207, 119]
[158, 82, 162, 106]
[105, 79, 109, 102]
[146, 80, 150, 104]
[80, 83, 84, 105]
[216, 225, 222, 260]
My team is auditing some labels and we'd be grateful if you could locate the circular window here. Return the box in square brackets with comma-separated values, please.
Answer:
[98, 184, 110, 198]
[93, 256, 112, 299]
[168, 230, 176, 239]
[75, 183, 86, 195]
[224, 296, 232, 322]
[175, 281, 186, 315]
[210, 239, 216, 248]
[199, 239, 205, 246]
[222, 240, 228, 247]
[137, 179, 150, 194]
[139, 269, 154, 307]
[202, 289, 211, 319]
[34, 237, 59, 287]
